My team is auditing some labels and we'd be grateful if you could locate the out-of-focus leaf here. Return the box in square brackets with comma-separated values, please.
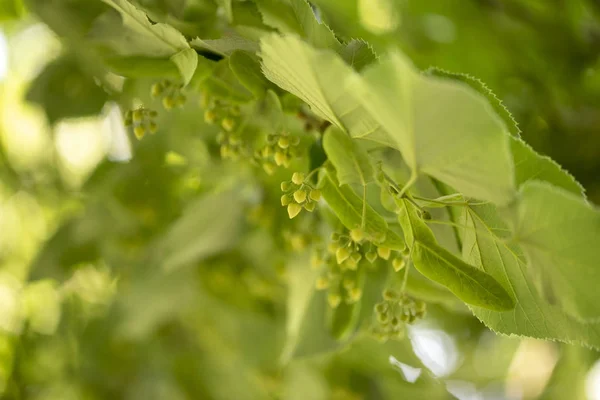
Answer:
[322, 126, 374, 187]
[26, 55, 108, 124]
[229, 50, 270, 97]
[339, 39, 377, 71]
[155, 190, 244, 272]
[256, 0, 340, 50]
[191, 32, 259, 56]
[170, 48, 198, 86]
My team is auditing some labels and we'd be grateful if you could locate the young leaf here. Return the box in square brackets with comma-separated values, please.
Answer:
[191, 32, 259, 57]
[503, 181, 600, 321]
[319, 167, 405, 250]
[397, 199, 515, 311]
[103, 55, 181, 78]
[328, 299, 361, 341]
[322, 126, 375, 187]
[99, 0, 189, 56]
[201, 59, 254, 103]
[154, 191, 244, 272]
[170, 48, 198, 86]
[229, 51, 270, 97]
[260, 34, 394, 147]
[352, 51, 516, 205]
[256, 0, 341, 50]
[339, 39, 377, 72]
[282, 256, 340, 361]
[510, 136, 585, 197]
[26, 55, 108, 124]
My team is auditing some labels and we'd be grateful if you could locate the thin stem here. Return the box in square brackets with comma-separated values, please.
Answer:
[397, 171, 417, 198]
[361, 185, 367, 229]
[400, 252, 412, 294]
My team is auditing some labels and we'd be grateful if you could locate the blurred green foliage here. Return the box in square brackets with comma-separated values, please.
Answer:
[0, 0, 599, 399]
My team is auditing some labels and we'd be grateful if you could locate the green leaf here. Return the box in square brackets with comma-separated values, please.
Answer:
[459, 203, 600, 349]
[260, 34, 393, 147]
[397, 199, 515, 311]
[26, 55, 108, 124]
[154, 190, 244, 272]
[256, 0, 340, 50]
[353, 51, 516, 205]
[282, 255, 340, 361]
[319, 167, 405, 250]
[504, 181, 600, 321]
[327, 299, 361, 341]
[426, 67, 521, 137]
[96, 0, 190, 57]
[103, 55, 181, 78]
[229, 51, 270, 97]
[215, 0, 233, 22]
[510, 136, 585, 197]
[339, 39, 378, 72]
[322, 126, 374, 187]
[170, 48, 198, 86]
[201, 59, 254, 103]
[191, 32, 259, 57]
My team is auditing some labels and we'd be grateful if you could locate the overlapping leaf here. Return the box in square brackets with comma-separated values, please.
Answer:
[319, 166, 405, 250]
[397, 199, 515, 311]
[260, 34, 393, 147]
[352, 51, 516, 205]
[322, 126, 374, 187]
[504, 182, 600, 321]
[92, 0, 198, 84]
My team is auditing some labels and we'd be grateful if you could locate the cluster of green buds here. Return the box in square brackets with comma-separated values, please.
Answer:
[280, 172, 321, 219]
[124, 108, 158, 139]
[370, 289, 427, 342]
[216, 130, 246, 160]
[283, 229, 312, 252]
[313, 254, 364, 308]
[151, 80, 187, 110]
[331, 227, 402, 267]
[203, 100, 240, 131]
[255, 132, 300, 174]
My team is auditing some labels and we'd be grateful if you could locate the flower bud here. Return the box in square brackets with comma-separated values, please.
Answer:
[221, 117, 235, 132]
[303, 202, 316, 212]
[377, 246, 391, 260]
[277, 136, 290, 149]
[309, 189, 321, 202]
[293, 190, 307, 203]
[392, 257, 405, 272]
[291, 172, 304, 185]
[350, 228, 364, 243]
[274, 151, 286, 166]
[287, 203, 302, 219]
[336, 247, 351, 264]
[133, 126, 146, 139]
[365, 251, 378, 263]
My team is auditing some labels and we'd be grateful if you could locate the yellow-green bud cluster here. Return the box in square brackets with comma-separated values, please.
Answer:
[280, 172, 321, 219]
[283, 230, 311, 252]
[124, 108, 159, 140]
[151, 80, 186, 110]
[314, 256, 363, 308]
[216, 130, 246, 160]
[370, 290, 427, 342]
[256, 132, 300, 171]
